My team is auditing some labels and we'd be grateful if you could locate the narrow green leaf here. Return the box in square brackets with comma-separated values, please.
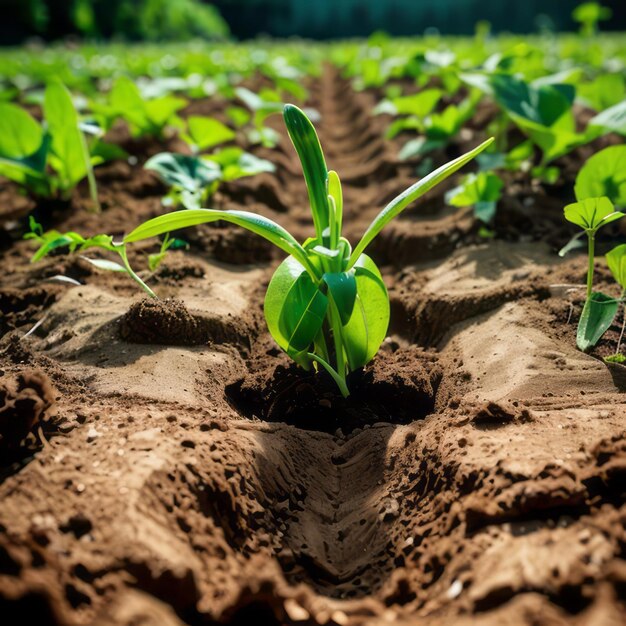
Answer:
[124, 208, 314, 276]
[283, 104, 329, 242]
[349, 138, 493, 267]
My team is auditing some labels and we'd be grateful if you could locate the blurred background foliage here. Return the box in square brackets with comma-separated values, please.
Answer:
[1, 0, 624, 44]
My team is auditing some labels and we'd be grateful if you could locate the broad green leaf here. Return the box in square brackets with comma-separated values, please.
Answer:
[323, 271, 356, 325]
[283, 103, 329, 243]
[144, 95, 186, 129]
[218, 151, 275, 181]
[184, 116, 235, 151]
[342, 254, 389, 369]
[606, 244, 626, 290]
[446, 171, 503, 223]
[280, 275, 328, 355]
[110, 76, 148, 129]
[44, 81, 88, 189]
[491, 74, 575, 128]
[390, 89, 443, 117]
[264, 256, 327, 367]
[578, 74, 625, 112]
[0, 103, 43, 158]
[124, 208, 314, 275]
[145, 152, 221, 193]
[575, 145, 626, 207]
[577, 292, 619, 352]
[349, 138, 493, 266]
[563, 197, 625, 232]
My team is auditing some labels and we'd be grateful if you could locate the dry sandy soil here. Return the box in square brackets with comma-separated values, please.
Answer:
[1, 68, 625, 626]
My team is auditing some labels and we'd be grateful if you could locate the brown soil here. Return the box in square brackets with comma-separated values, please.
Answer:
[0, 67, 625, 626]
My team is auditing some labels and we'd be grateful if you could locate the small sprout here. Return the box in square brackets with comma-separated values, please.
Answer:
[124, 104, 493, 396]
[563, 197, 625, 351]
[25, 218, 157, 298]
[572, 2, 612, 36]
[145, 148, 274, 209]
[445, 171, 503, 224]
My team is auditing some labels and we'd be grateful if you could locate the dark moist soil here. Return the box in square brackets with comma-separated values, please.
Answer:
[0, 66, 626, 626]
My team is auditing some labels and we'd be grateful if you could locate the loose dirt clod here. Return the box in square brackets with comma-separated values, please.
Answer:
[0, 370, 55, 456]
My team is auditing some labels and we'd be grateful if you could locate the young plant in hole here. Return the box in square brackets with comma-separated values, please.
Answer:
[145, 115, 275, 210]
[563, 197, 625, 351]
[124, 105, 493, 396]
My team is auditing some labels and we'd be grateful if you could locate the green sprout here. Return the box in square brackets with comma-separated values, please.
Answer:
[123, 104, 492, 396]
[25, 218, 157, 298]
[572, 2, 612, 37]
[0, 80, 107, 210]
[563, 197, 625, 351]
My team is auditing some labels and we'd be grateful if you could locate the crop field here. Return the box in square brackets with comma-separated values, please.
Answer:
[1, 27, 626, 626]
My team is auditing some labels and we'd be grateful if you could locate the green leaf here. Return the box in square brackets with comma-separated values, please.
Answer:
[575, 145, 626, 208]
[491, 74, 575, 127]
[349, 138, 493, 266]
[606, 244, 626, 290]
[283, 104, 329, 243]
[44, 80, 88, 190]
[577, 292, 619, 352]
[0, 103, 43, 158]
[389, 89, 443, 117]
[342, 254, 389, 369]
[31, 231, 86, 262]
[445, 171, 503, 223]
[124, 208, 314, 276]
[323, 271, 357, 325]
[184, 116, 235, 151]
[226, 106, 251, 128]
[145, 152, 221, 193]
[144, 95, 186, 129]
[563, 197, 625, 232]
[264, 256, 328, 366]
[215, 151, 275, 181]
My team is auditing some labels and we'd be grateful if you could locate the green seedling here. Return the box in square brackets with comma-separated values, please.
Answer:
[93, 76, 186, 139]
[605, 244, 626, 363]
[235, 87, 283, 148]
[0, 81, 105, 209]
[572, 2, 612, 36]
[145, 147, 275, 209]
[25, 218, 157, 298]
[446, 170, 503, 224]
[397, 93, 480, 160]
[563, 197, 625, 351]
[123, 104, 493, 396]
